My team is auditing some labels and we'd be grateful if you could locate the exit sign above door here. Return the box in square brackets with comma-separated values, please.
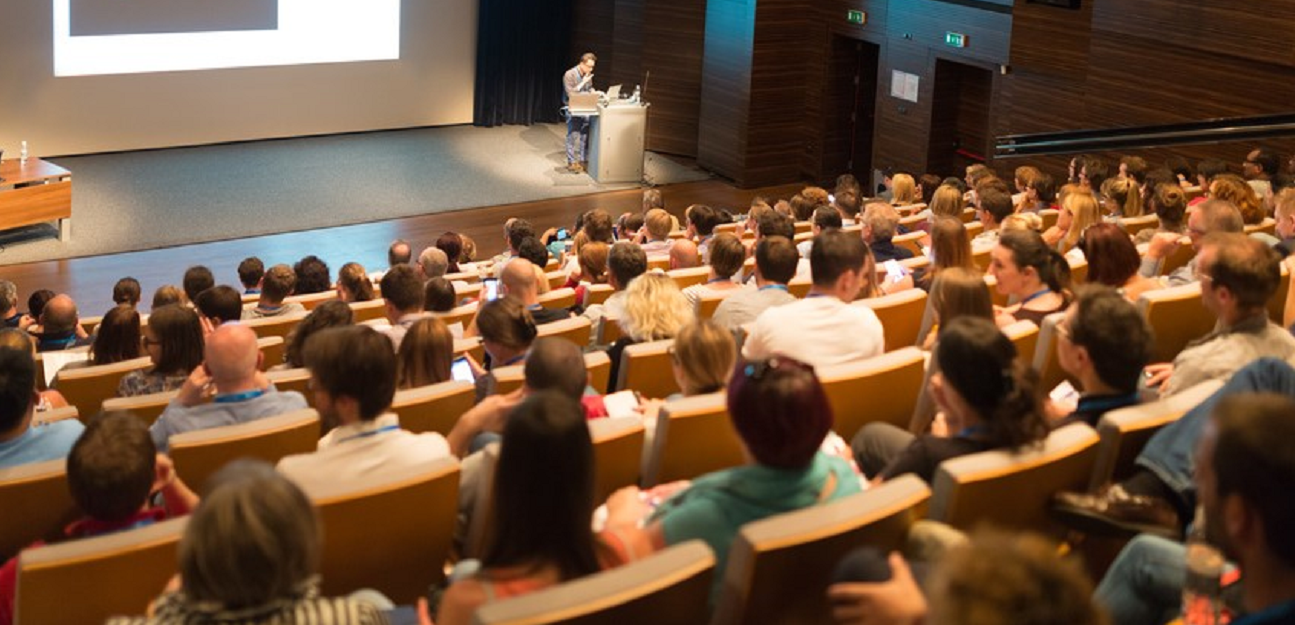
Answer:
[847, 10, 866, 25]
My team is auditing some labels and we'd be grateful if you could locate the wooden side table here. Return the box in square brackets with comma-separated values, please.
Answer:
[0, 158, 73, 241]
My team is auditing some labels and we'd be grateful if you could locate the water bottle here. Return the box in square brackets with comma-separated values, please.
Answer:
[19, 141, 28, 162]
[1182, 507, 1224, 625]
[632, 85, 641, 104]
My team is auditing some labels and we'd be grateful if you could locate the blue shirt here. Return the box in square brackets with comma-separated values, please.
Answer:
[150, 388, 308, 452]
[0, 419, 85, 469]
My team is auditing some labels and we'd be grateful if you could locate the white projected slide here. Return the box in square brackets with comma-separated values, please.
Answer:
[53, 0, 400, 77]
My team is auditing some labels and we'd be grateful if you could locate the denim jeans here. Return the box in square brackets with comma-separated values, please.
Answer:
[1094, 534, 1186, 625]
[566, 115, 591, 164]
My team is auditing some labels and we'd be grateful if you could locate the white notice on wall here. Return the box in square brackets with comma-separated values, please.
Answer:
[890, 70, 920, 103]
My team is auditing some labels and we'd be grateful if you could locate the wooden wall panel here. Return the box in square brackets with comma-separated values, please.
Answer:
[569, 0, 615, 78]
[1090, 0, 1295, 70]
[742, 0, 814, 187]
[640, 0, 706, 157]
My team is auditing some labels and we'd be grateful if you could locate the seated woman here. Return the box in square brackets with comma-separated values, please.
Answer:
[919, 267, 993, 352]
[436, 232, 465, 275]
[1211, 173, 1265, 225]
[602, 356, 861, 604]
[853, 316, 1049, 483]
[890, 173, 919, 207]
[470, 296, 538, 401]
[990, 229, 1072, 328]
[1047, 185, 1102, 258]
[336, 262, 376, 303]
[605, 273, 694, 394]
[1135, 183, 1188, 244]
[681, 233, 750, 308]
[116, 305, 203, 397]
[562, 241, 609, 308]
[1078, 223, 1159, 303]
[1100, 176, 1144, 220]
[1021, 171, 1057, 214]
[280, 301, 353, 370]
[914, 217, 976, 293]
[396, 317, 454, 389]
[636, 319, 738, 440]
[111, 460, 386, 624]
[90, 304, 142, 366]
[433, 391, 627, 625]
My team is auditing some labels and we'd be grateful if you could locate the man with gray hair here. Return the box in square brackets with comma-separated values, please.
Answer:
[862, 202, 914, 262]
[417, 246, 450, 281]
[1139, 198, 1244, 287]
[0, 281, 28, 329]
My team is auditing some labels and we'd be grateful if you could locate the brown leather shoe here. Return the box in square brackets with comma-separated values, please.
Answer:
[1052, 484, 1181, 538]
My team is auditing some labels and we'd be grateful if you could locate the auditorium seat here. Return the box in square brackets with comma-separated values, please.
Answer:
[1159, 243, 1195, 276]
[305, 457, 460, 603]
[713, 475, 930, 625]
[1120, 214, 1159, 239]
[964, 221, 984, 242]
[473, 541, 715, 625]
[899, 213, 928, 232]
[257, 335, 285, 371]
[793, 231, 814, 245]
[929, 423, 1100, 535]
[544, 258, 561, 272]
[537, 287, 577, 310]
[647, 256, 671, 272]
[983, 274, 1009, 308]
[77, 315, 103, 336]
[1039, 209, 1060, 231]
[434, 302, 480, 330]
[971, 246, 991, 271]
[1137, 283, 1214, 363]
[266, 367, 313, 407]
[895, 203, 927, 215]
[960, 208, 977, 224]
[101, 389, 177, 427]
[854, 289, 927, 351]
[32, 405, 79, 426]
[1032, 312, 1073, 394]
[1269, 260, 1289, 324]
[584, 283, 615, 307]
[284, 290, 338, 310]
[455, 336, 486, 364]
[794, 221, 812, 235]
[715, 223, 739, 234]
[1067, 255, 1088, 285]
[1001, 319, 1040, 367]
[614, 339, 679, 400]
[490, 351, 610, 398]
[696, 290, 738, 319]
[1245, 217, 1276, 237]
[642, 391, 744, 487]
[349, 299, 388, 323]
[169, 408, 321, 490]
[788, 277, 813, 298]
[14, 516, 186, 625]
[546, 270, 568, 291]
[589, 417, 645, 503]
[1090, 380, 1222, 490]
[444, 270, 482, 284]
[242, 311, 309, 341]
[666, 266, 711, 290]
[54, 356, 153, 422]
[597, 315, 624, 346]
[536, 315, 593, 346]
[892, 231, 925, 257]
[0, 458, 77, 562]
[816, 348, 926, 441]
[391, 379, 476, 436]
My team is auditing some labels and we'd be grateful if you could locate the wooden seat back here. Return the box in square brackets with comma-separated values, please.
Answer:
[642, 392, 744, 487]
[615, 339, 680, 399]
[391, 379, 476, 436]
[169, 409, 321, 491]
[54, 356, 153, 422]
[853, 290, 927, 351]
[0, 459, 77, 562]
[589, 417, 646, 503]
[1137, 283, 1214, 363]
[816, 348, 926, 441]
[1091, 380, 1222, 490]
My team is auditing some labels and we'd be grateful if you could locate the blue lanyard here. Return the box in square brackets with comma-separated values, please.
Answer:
[759, 285, 789, 292]
[707, 277, 731, 285]
[213, 388, 267, 404]
[338, 424, 401, 444]
[1018, 288, 1052, 306]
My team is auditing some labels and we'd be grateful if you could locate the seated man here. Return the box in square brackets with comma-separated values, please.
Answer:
[379, 264, 430, 350]
[682, 233, 751, 308]
[1052, 287, 1152, 427]
[150, 324, 307, 452]
[34, 295, 90, 352]
[669, 238, 700, 270]
[242, 264, 306, 320]
[181, 266, 215, 305]
[862, 202, 915, 263]
[0, 412, 198, 624]
[1139, 199, 1244, 288]
[638, 208, 675, 256]
[237, 256, 264, 295]
[743, 229, 884, 369]
[277, 326, 453, 487]
[583, 242, 648, 346]
[0, 281, 30, 329]
[713, 235, 799, 331]
[0, 342, 83, 469]
[500, 258, 571, 325]
[192, 285, 244, 330]
[1145, 233, 1295, 397]
[417, 246, 450, 281]
[970, 187, 1014, 250]
[796, 206, 843, 259]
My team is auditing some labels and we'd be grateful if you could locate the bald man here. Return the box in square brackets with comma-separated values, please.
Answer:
[35, 294, 91, 352]
[669, 238, 700, 270]
[501, 258, 571, 325]
[149, 323, 307, 452]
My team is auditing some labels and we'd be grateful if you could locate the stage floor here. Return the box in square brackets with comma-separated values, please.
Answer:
[0, 124, 710, 266]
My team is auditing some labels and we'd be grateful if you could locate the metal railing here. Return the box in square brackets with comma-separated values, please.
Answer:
[995, 113, 1295, 158]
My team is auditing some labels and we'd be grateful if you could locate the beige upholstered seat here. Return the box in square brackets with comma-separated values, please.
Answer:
[435, 302, 480, 330]
[892, 231, 926, 257]
[1245, 217, 1276, 237]
[1031, 312, 1073, 394]
[696, 290, 738, 320]
[455, 336, 486, 365]
[102, 389, 178, 427]
[257, 335, 285, 371]
[54, 356, 153, 421]
[537, 287, 577, 310]
[283, 290, 338, 310]
[0, 458, 77, 561]
[546, 270, 568, 291]
[1120, 214, 1159, 238]
[1090, 380, 1222, 490]
[1067, 255, 1088, 285]
[1269, 260, 1289, 324]
[983, 274, 1008, 308]
[713, 475, 931, 624]
[444, 270, 482, 284]
[306, 457, 460, 603]
[614, 338, 679, 399]
[391, 379, 476, 436]
[584, 284, 615, 307]
[816, 348, 926, 442]
[1159, 243, 1195, 276]
[15, 517, 187, 625]
[537, 315, 593, 346]
[1137, 283, 1214, 363]
[1001, 319, 1040, 366]
[929, 423, 1100, 535]
[854, 289, 927, 351]
[1039, 208, 1060, 230]
[169, 409, 321, 491]
[647, 256, 671, 272]
[666, 266, 711, 290]
[642, 392, 744, 488]
[589, 417, 645, 503]
[787, 278, 813, 298]
[473, 540, 715, 625]
[349, 299, 388, 323]
[597, 315, 624, 346]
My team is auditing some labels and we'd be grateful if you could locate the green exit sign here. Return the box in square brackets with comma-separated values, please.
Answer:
[945, 31, 968, 48]
[847, 10, 866, 25]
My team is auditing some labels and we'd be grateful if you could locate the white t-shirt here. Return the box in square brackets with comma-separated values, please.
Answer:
[277, 413, 452, 489]
[742, 296, 885, 369]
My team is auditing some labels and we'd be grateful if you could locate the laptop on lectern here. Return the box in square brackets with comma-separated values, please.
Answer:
[568, 92, 598, 114]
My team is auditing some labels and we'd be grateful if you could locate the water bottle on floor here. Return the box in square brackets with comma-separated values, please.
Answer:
[1182, 507, 1224, 625]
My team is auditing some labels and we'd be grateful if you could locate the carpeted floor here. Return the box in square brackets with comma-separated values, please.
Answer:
[0, 124, 709, 266]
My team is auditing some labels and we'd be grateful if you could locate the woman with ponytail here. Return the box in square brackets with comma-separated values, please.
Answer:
[990, 229, 1072, 327]
[853, 316, 1050, 484]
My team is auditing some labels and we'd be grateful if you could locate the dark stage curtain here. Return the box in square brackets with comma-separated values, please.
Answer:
[474, 0, 573, 127]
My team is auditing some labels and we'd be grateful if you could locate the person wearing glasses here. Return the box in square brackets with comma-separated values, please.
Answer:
[602, 355, 861, 605]
[1138, 198, 1243, 288]
[116, 304, 205, 397]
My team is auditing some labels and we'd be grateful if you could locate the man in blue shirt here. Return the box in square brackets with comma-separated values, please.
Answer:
[0, 339, 83, 469]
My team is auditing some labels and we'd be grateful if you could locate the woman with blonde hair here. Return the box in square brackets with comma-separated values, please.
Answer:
[1043, 185, 1101, 256]
[890, 173, 918, 206]
[1210, 173, 1265, 225]
[915, 217, 976, 292]
[335, 262, 376, 303]
[396, 316, 455, 389]
[928, 184, 966, 219]
[920, 267, 994, 351]
[1100, 177, 1143, 219]
[605, 273, 694, 393]
[670, 319, 737, 397]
